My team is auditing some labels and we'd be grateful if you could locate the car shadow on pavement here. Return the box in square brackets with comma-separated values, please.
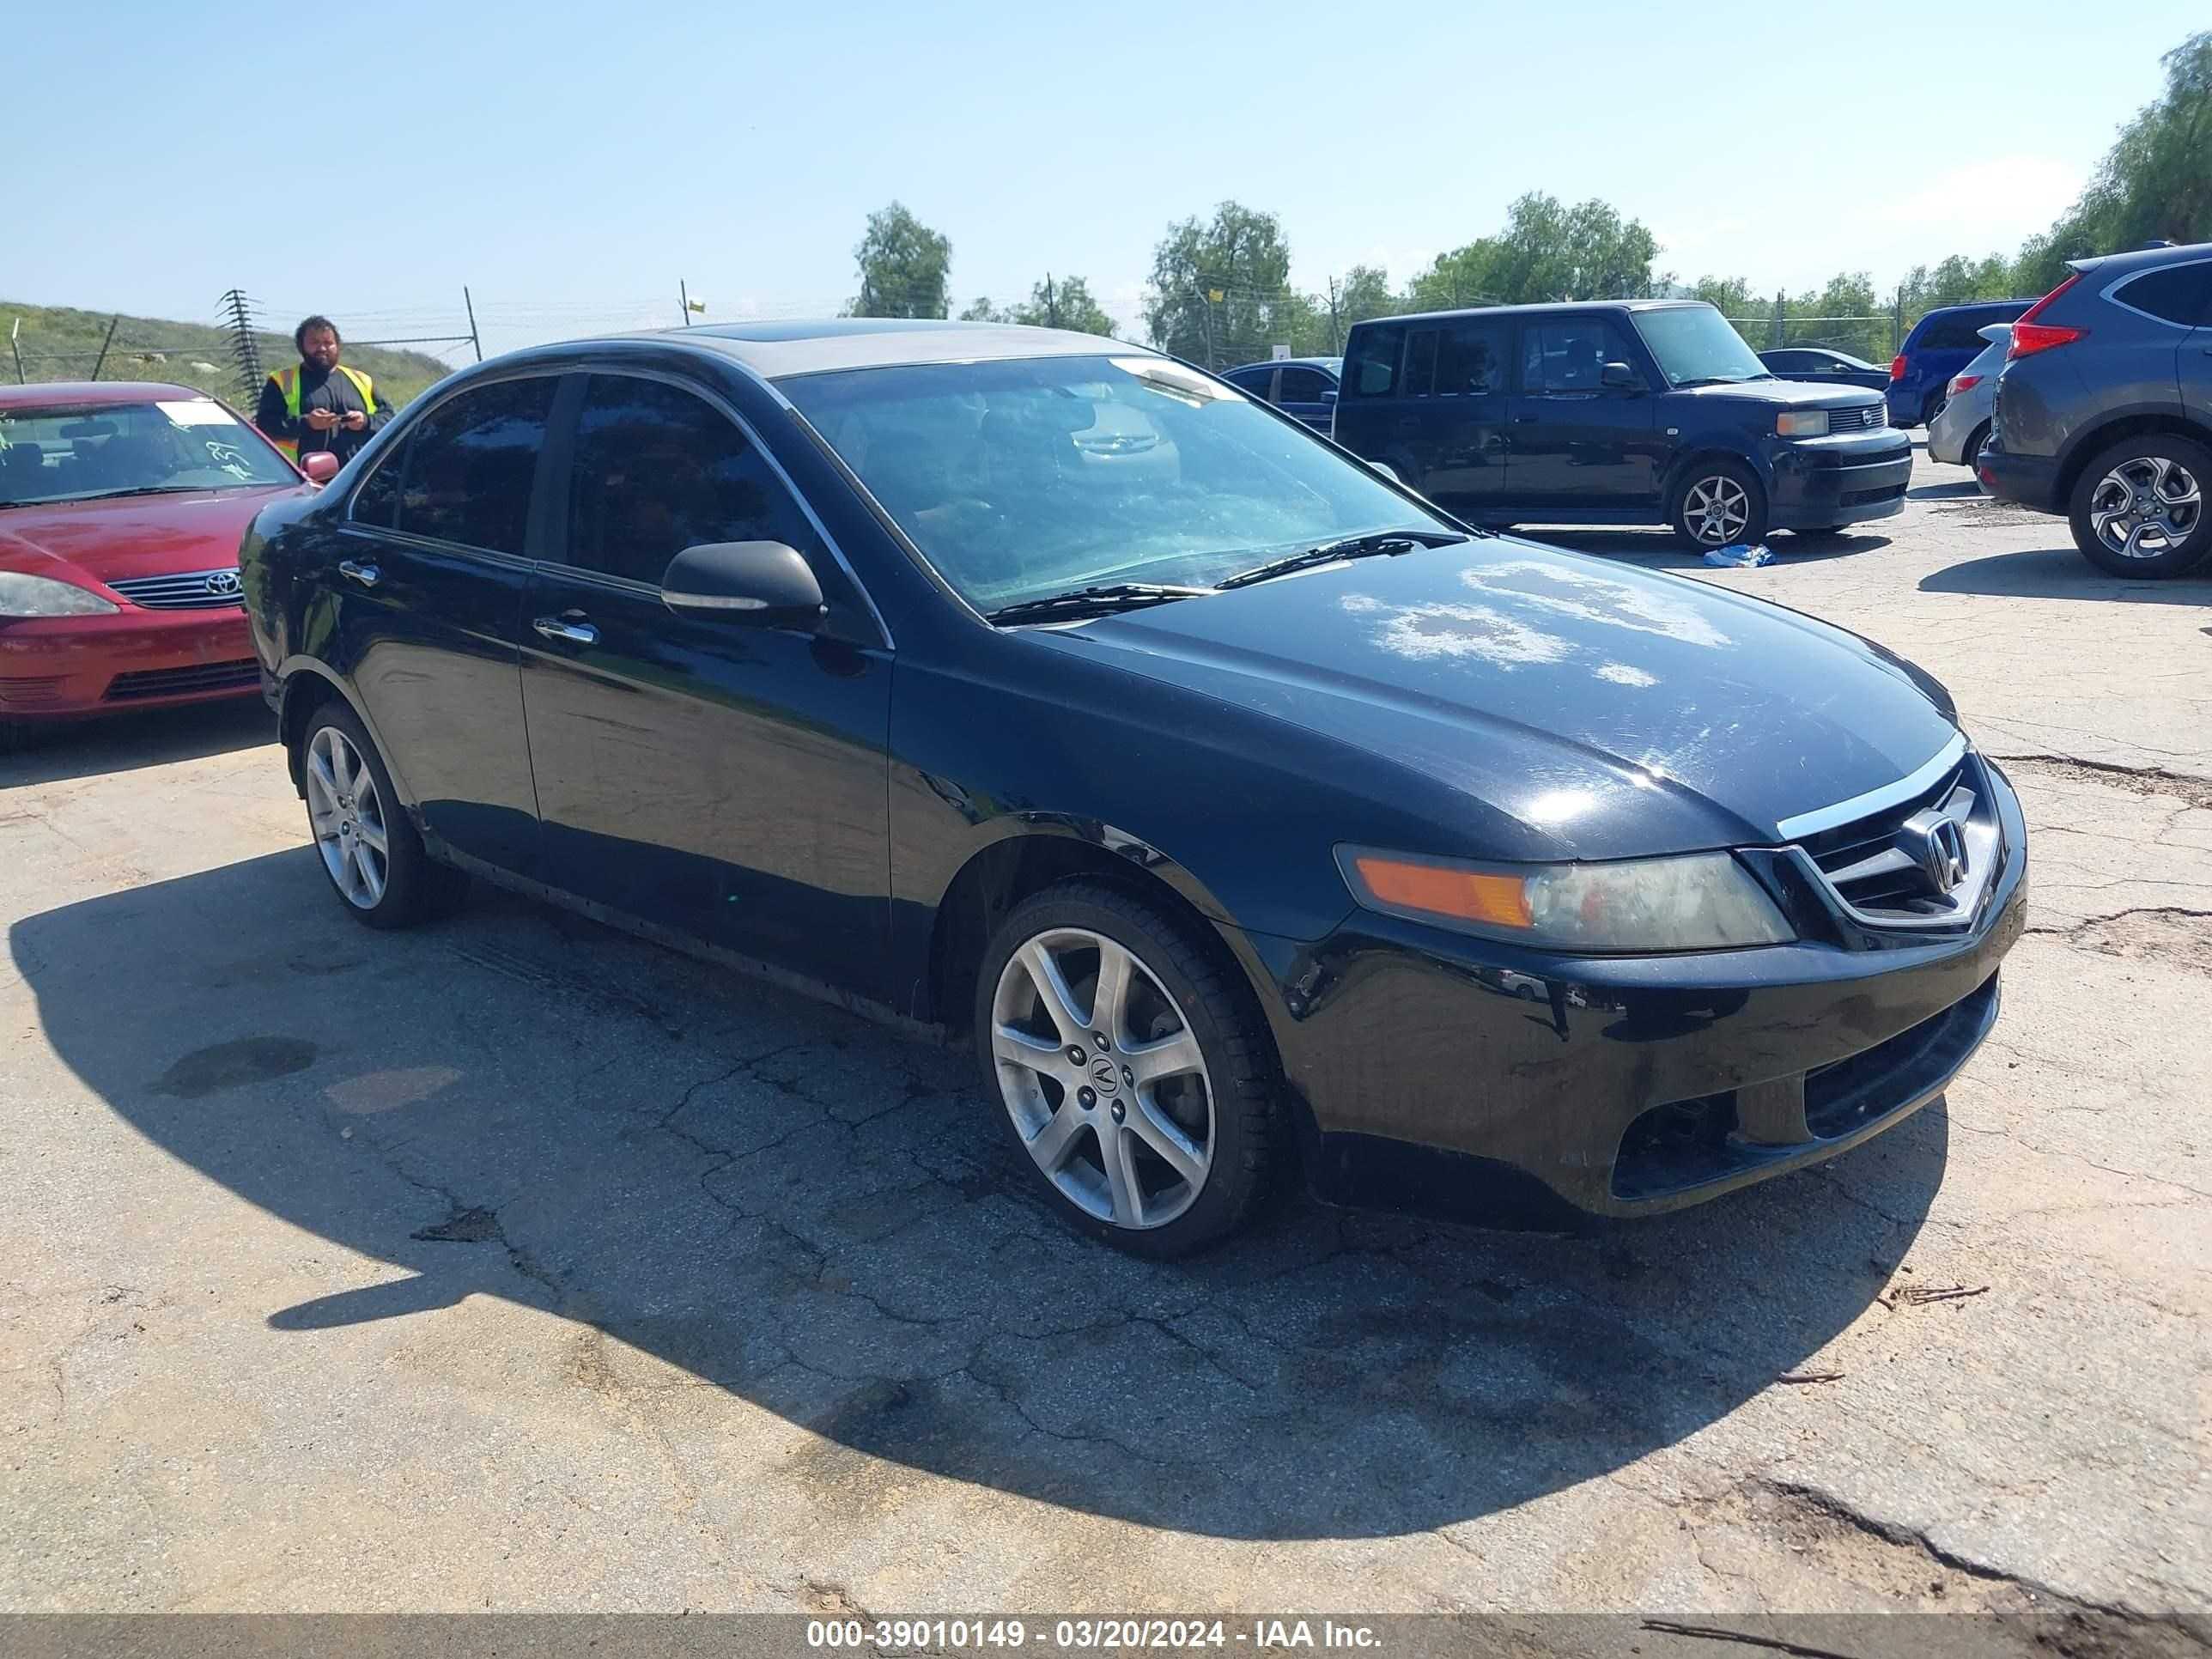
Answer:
[0, 699, 273, 788]
[1907, 479, 1982, 501]
[13, 850, 1943, 1541]
[1921, 546, 2212, 602]
[1514, 527, 1888, 568]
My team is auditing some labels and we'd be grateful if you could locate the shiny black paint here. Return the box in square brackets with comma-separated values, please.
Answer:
[244, 326, 2020, 1224]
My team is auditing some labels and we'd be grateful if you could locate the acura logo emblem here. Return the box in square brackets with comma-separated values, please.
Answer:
[205, 570, 242, 598]
[1903, 808, 1969, 895]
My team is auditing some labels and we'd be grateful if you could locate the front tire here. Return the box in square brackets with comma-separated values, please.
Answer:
[973, 881, 1282, 1258]
[298, 702, 468, 928]
[2067, 434, 2211, 579]
[1672, 460, 1769, 549]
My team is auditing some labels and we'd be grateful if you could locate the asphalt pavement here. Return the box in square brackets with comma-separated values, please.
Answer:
[3, 448, 2206, 1651]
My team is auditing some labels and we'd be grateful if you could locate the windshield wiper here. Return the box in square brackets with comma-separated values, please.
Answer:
[986, 582, 1215, 624]
[1215, 529, 1467, 592]
[57, 484, 213, 503]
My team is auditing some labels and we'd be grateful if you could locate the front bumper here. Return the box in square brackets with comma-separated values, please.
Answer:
[1768, 434, 1913, 529]
[1248, 756, 2028, 1223]
[0, 606, 258, 721]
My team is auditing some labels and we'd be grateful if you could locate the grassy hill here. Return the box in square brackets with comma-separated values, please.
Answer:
[3, 300, 455, 412]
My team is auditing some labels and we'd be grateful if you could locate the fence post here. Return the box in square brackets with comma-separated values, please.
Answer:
[1771, 292, 1784, 349]
[88, 313, 121, 381]
[463, 286, 483, 362]
[9, 318, 22, 385]
[1327, 277, 1341, 354]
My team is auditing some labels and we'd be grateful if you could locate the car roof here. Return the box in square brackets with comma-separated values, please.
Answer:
[1349, 299, 1691, 329]
[1233, 356, 1340, 371]
[2066, 238, 2212, 281]
[598, 319, 1154, 379]
[0, 380, 219, 410]
[1917, 300, 2035, 318]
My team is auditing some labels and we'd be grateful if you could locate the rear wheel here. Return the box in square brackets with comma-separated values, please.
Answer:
[298, 702, 468, 927]
[1671, 460, 1769, 549]
[1921, 387, 1948, 429]
[1963, 422, 1991, 471]
[2067, 435, 2211, 580]
[974, 881, 1282, 1257]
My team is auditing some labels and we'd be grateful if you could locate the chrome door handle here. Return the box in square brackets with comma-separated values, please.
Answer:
[532, 616, 599, 646]
[337, 560, 380, 587]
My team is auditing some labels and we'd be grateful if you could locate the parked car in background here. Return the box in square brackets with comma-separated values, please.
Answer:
[1980, 240, 2212, 577]
[1334, 301, 1911, 548]
[1887, 300, 2035, 428]
[241, 319, 2022, 1256]
[1222, 356, 1340, 430]
[1927, 325, 2012, 468]
[0, 381, 324, 750]
[1758, 345, 1891, 392]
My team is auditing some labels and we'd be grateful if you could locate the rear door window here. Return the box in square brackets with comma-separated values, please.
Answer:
[1344, 325, 1404, 398]
[2114, 262, 2212, 328]
[1277, 366, 1331, 402]
[1226, 366, 1276, 398]
[1436, 318, 1510, 394]
[394, 376, 557, 556]
[1402, 329, 1441, 398]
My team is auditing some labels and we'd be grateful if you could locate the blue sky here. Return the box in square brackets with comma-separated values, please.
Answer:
[9, 1, 2201, 360]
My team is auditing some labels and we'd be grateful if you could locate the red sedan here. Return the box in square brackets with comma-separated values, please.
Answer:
[0, 381, 335, 750]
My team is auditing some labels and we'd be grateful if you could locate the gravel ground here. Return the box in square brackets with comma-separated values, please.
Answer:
[3, 447, 2206, 1651]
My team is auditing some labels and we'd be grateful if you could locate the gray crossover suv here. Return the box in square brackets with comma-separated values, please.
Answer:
[1981, 240, 2212, 577]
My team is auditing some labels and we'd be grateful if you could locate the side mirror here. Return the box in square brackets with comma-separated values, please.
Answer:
[299, 450, 340, 485]
[1320, 388, 1338, 405]
[1367, 460, 1404, 485]
[660, 541, 826, 629]
[1600, 361, 1640, 391]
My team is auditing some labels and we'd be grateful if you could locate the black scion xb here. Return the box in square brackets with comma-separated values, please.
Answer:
[240, 320, 2024, 1257]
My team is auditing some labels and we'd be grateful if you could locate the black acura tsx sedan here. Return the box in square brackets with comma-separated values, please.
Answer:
[240, 319, 2026, 1257]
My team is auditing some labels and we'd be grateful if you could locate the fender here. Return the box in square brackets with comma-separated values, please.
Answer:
[273, 658, 414, 806]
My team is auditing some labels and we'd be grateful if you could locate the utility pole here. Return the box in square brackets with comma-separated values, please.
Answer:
[9, 318, 23, 385]
[679, 279, 693, 326]
[88, 313, 121, 381]
[1043, 273, 1060, 329]
[1327, 276, 1341, 354]
[463, 286, 483, 362]
[1772, 290, 1785, 348]
[218, 289, 264, 410]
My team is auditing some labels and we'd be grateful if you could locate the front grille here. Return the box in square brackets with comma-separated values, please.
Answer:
[107, 568, 245, 610]
[1826, 404, 1886, 433]
[1803, 975, 1998, 1139]
[0, 675, 68, 708]
[1798, 752, 1997, 926]
[103, 659, 258, 701]
[1842, 482, 1907, 507]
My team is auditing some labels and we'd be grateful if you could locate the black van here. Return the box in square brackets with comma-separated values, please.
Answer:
[1333, 301, 1912, 547]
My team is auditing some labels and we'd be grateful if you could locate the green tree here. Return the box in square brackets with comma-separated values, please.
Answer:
[1405, 194, 1659, 312]
[1143, 202, 1297, 367]
[1008, 275, 1119, 336]
[1334, 265, 1398, 330]
[1784, 271, 1882, 360]
[2020, 30, 2211, 291]
[849, 201, 951, 319]
[1688, 276, 1757, 319]
[958, 296, 1001, 321]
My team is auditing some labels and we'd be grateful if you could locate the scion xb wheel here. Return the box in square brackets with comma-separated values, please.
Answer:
[298, 702, 467, 928]
[1672, 461, 1768, 549]
[975, 882, 1281, 1256]
[2068, 436, 2210, 579]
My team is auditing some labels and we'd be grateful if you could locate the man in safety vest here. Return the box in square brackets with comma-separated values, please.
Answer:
[255, 315, 391, 466]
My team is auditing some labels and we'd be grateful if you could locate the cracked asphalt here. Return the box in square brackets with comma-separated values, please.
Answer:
[2, 448, 2206, 1646]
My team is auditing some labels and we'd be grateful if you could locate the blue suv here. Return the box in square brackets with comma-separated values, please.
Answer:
[1887, 301, 2034, 428]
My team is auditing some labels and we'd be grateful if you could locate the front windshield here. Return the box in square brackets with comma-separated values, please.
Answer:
[0, 398, 295, 507]
[1632, 305, 1772, 386]
[780, 354, 1455, 611]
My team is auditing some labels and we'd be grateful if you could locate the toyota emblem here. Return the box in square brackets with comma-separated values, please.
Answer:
[206, 570, 242, 598]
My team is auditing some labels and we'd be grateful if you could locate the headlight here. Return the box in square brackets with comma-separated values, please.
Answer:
[0, 571, 118, 617]
[1777, 410, 1830, 438]
[1337, 846, 1794, 953]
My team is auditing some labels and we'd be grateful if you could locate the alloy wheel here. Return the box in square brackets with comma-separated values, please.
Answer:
[2087, 455, 2202, 560]
[989, 927, 1214, 1231]
[1683, 475, 1751, 545]
[304, 725, 390, 909]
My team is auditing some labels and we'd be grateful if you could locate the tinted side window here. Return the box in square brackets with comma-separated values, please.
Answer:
[1344, 325, 1403, 398]
[1277, 366, 1330, 401]
[2116, 262, 2212, 327]
[350, 442, 404, 528]
[1403, 329, 1440, 398]
[565, 374, 817, 588]
[1765, 350, 1813, 371]
[1226, 366, 1274, 396]
[1521, 319, 1639, 393]
[396, 377, 556, 555]
[1436, 319, 1509, 394]
[1917, 314, 1984, 351]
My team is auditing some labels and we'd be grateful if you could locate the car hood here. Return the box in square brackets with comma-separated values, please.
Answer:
[1032, 537, 1959, 860]
[0, 487, 299, 588]
[1681, 379, 1883, 408]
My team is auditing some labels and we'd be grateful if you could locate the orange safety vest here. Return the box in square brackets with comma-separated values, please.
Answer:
[266, 363, 377, 462]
